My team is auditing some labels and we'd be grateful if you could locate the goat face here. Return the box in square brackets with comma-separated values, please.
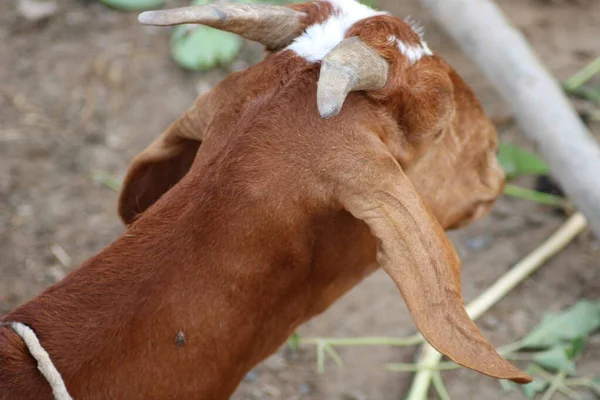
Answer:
[403, 65, 506, 230]
[317, 12, 506, 230]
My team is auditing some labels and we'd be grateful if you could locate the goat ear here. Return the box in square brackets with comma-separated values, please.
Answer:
[337, 153, 531, 383]
[118, 101, 210, 225]
[118, 125, 199, 225]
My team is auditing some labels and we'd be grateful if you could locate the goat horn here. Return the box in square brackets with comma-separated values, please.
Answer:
[138, 3, 306, 50]
[317, 37, 389, 119]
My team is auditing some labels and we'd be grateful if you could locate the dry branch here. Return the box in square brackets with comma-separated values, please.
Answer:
[419, 0, 600, 239]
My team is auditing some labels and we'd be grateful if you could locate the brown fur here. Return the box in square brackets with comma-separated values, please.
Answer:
[289, 0, 334, 26]
[0, 3, 528, 399]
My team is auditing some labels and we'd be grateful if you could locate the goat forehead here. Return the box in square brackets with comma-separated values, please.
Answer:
[286, 0, 432, 64]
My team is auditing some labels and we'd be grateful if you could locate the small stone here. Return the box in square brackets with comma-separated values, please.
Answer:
[263, 353, 286, 371]
[196, 81, 214, 96]
[17, 204, 33, 217]
[481, 315, 505, 331]
[106, 134, 126, 150]
[243, 370, 259, 383]
[342, 391, 367, 400]
[509, 309, 531, 338]
[17, 0, 57, 22]
[464, 235, 492, 251]
[66, 10, 87, 26]
[589, 334, 600, 346]
[46, 265, 66, 282]
[589, 236, 600, 251]
[262, 384, 281, 397]
[524, 213, 548, 227]
[230, 60, 250, 72]
[298, 383, 312, 395]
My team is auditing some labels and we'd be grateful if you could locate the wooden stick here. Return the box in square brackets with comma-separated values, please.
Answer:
[418, 0, 600, 240]
[405, 212, 588, 400]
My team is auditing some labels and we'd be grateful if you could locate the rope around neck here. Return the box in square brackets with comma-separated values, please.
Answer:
[3, 322, 73, 400]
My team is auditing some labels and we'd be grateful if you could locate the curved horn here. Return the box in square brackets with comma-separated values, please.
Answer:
[317, 37, 389, 119]
[138, 3, 305, 50]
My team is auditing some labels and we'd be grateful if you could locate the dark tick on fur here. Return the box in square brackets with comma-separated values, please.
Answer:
[176, 331, 185, 348]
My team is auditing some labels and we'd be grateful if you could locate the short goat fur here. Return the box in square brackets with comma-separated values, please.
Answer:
[0, 0, 532, 398]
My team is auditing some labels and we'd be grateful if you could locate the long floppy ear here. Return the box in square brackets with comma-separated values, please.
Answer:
[336, 146, 531, 383]
[118, 92, 214, 225]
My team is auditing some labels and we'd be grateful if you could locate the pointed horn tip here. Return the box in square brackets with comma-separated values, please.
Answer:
[317, 87, 347, 119]
[319, 106, 341, 120]
[318, 100, 343, 119]
[138, 11, 164, 25]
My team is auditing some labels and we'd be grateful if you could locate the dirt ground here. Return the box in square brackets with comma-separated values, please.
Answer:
[1, 0, 599, 398]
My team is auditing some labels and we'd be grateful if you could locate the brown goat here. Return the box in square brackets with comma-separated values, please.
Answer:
[0, 1, 531, 398]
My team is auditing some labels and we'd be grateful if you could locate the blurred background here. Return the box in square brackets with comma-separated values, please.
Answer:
[0, 0, 599, 398]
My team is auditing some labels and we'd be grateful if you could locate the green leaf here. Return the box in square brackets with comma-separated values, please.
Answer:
[170, 0, 247, 71]
[563, 56, 600, 91]
[503, 184, 568, 208]
[533, 346, 577, 376]
[521, 301, 600, 349]
[288, 332, 300, 352]
[565, 337, 586, 360]
[359, 0, 378, 6]
[499, 379, 518, 393]
[431, 372, 451, 400]
[171, 26, 243, 71]
[592, 378, 600, 395]
[566, 85, 600, 105]
[91, 170, 122, 192]
[99, 0, 165, 11]
[497, 142, 550, 178]
[522, 378, 549, 399]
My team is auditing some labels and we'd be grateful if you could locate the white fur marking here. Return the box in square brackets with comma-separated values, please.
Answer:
[7, 322, 73, 400]
[421, 41, 433, 56]
[404, 16, 425, 39]
[286, 0, 433, 64]
[388, 35, 433, 64]
[286, 0, 386, 62]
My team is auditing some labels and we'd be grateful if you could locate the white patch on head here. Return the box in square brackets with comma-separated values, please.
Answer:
[388, 35, 433, 64]
[285, 0, 386, 62]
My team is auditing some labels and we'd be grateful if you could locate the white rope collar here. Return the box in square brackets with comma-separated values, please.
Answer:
[2, 322, 73, 400]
